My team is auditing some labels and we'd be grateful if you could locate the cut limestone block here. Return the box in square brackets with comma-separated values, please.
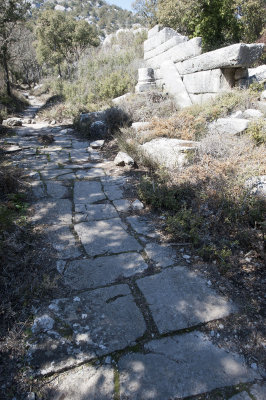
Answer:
[119, 332, 259, 400]
[183, 69, 234, 94]
[146, 37, 202, 70]
[176, 43, 265, 75]
[208, 118, 249, 135]
[189, 93, 217, 105]
[160, 60, 192, 108]
[135, 67, 156, 92]
[148, 24, 161, 39]
[248, 64, 266, 82]
[141, 138, 198, 169]
[145, 35, 189, 61]
[144, 27, 188, 53]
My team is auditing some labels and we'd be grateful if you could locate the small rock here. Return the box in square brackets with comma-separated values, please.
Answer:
[90, 140, 105, 149]
[56, 260, 66, 274]
[183, 254, 191, 260]
[114, 151, 134, 167]
[105, 356, 112, 364]
[132, 199, 144, 210]
[3, 145, 22, 153]
[74, 296, 81, 302]
[26, 392, 35, 400]
[210, 330, 215, 337]
[23, 118, 32, 124]
[251, 363, 258, 370]
[32, 315, 54, 334]
[216, 333, 220, 338]
[50, 120, 56, 125]
[207, 280, 212, 286]
[243, 109, 263, 118]
[230, 111, 243, 118]
[218, 324, 224, 329]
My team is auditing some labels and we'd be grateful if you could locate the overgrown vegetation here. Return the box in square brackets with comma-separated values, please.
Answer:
[118, 89, 266, 271]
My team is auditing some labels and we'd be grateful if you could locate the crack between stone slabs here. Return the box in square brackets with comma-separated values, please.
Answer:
[183, 381, 260, 400]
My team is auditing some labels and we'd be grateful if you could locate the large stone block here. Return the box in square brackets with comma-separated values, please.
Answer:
[208, 118, 250, 135]
[144, 27, 187, 53]
[183, 68, 234, 94]
[146, 37, 202, 70]
[160, 60, 192, 108]
[189, 93, 217, 105]
[148, 24, 162, 39]
[144, 35, 188, 61]
[176, 43, 265, 75]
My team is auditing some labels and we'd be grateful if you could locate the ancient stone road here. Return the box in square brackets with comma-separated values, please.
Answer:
[3, 104, 265, 399]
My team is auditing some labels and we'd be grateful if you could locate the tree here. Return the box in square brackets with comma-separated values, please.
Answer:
[132, 0, 158, 26]
[35, 10, 100, 78]
[157, 0, 241, 50]
[0, 0, 30, 95]
[236, 0, 266, 43]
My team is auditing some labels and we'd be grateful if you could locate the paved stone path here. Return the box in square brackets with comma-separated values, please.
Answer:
[2, 103, 265, 399]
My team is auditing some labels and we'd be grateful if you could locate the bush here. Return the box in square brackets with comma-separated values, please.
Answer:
[246, 119, 266, 145]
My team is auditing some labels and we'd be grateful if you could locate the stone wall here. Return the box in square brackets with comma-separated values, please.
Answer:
[136, 25, 265, 108]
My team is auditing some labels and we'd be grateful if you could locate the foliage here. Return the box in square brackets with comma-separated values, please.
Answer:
[137, 0, 265, 50]
[35, 10, 100, 77]
[132, 0, 158, 26]
[246, 119, 266, 145]
[0, 0, 30, 94]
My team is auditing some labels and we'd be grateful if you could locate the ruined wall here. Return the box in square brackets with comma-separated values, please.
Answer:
[136, 25, 265, 108]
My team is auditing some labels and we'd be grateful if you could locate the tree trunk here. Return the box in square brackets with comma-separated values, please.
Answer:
[2, 47, 11, 96]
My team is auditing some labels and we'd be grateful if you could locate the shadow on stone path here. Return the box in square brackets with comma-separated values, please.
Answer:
[2, 102, 265, 400]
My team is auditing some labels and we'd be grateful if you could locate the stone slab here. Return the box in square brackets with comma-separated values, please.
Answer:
[74, 181, 106, 204]
[208, 118, 249, 135]
[127, 216, 159, 238]
[144, 242, 177, 268]
[46, 225, 81, 260]
[72, 140, 89, 150]
[40, 169, 73, 180]
[28, 285, 146, 375]
[147, 37, 202, 70]
[183, 68, 234, 94]
[31, 181, 46, 199]
[76, 168, 105, 179]
[46, 181, 69, 199]
[144, 35, 189, 61]
[144, 27, 187, 53]
[148, 25, 161, 39]
[160, 61, 192, 108]
[119, 332, 258, 400]
[47, 365, 114, 400]
[64, 252, 148, 289]
[103, 184, 124, 201]
[137, 266, 235, 333]
[74, 218, 142, 256]
[250, 382, 266, 400]
[230, 393, 251, 400]
[176, 43, 265, 75]
[75, 203, 119, 222]
[113, 199, 131, 212]
[31, 200, 72, 225]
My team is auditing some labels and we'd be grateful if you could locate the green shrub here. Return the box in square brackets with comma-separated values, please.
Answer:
[246, 119, 266, 145]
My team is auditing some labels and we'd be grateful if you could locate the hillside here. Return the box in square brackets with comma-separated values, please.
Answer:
[29, 0, 142, 35]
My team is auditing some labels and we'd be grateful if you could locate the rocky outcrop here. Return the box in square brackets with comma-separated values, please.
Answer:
[136, 25, 265, 107]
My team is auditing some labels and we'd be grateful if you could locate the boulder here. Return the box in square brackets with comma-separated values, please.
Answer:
[90, 121, 108, 137]
[208, 118, 250, 135]
[243, 109, 263, 119]
[176, 43, 265, 75]
[260, 90, 266, 100]
[245, 176, 266, 199]
[141, 138, 198, 169]
[114, 151, 135, 167]
[132, 122, 151, 132]
[3, 117, 22, 127]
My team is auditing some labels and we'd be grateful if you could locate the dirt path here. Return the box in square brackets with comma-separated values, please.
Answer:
[3, 102, 265, 399]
